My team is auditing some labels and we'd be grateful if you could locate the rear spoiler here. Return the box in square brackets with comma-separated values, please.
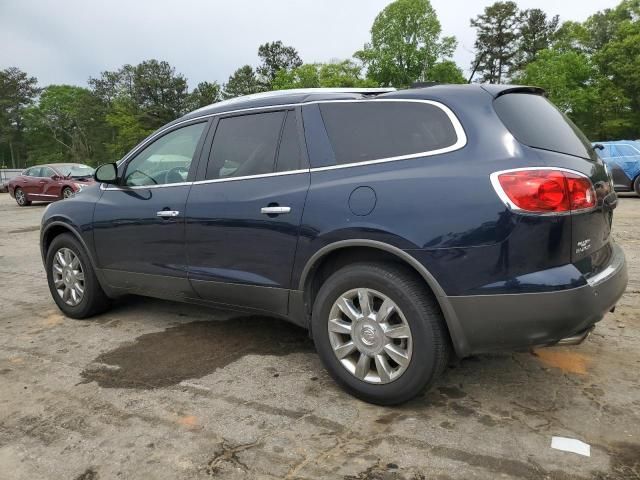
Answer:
[481, 85, 547, 98]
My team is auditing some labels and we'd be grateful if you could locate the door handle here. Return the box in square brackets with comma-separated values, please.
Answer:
[260, 206, 291, 215]
[156, 210, 180, 218]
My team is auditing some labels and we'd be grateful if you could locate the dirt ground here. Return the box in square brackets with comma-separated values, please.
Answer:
[0, 192, 638, 480]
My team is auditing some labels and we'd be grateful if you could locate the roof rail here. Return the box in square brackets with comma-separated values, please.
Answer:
[191, 87, 396, 114]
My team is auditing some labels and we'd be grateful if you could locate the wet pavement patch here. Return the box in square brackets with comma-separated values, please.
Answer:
[80, 316, 314, 389]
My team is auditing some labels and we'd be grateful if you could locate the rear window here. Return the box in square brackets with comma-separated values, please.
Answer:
[318, 101, 459, 165]
[494, 93, 594, 160]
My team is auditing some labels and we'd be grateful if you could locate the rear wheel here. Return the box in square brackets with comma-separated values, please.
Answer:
[15, 188, 31, 206]
[634, 175, 640, 196]
[311, 263, 450, 405]
[46, 233, 111, 319]
[62, 187, 74, 199]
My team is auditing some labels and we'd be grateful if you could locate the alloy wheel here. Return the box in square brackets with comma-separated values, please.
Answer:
[328, 288, 413, 384]
[16, 189, 25, 205]
[63, 188, 74, 199]
[52, 247, 85, 306]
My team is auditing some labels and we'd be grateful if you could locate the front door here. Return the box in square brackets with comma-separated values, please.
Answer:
[186, 109, 309, 315]
[32, 166, 58, 200]
[93, 120, 209, 297]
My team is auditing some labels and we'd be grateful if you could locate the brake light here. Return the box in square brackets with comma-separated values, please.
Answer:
[491, 168, 596, 214]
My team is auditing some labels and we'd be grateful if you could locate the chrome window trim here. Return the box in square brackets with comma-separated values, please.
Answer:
[103, 98, 467, 191]
[490, 166, 597, 217]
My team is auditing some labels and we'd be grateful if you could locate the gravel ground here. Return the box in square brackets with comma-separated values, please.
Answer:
[0, 192, 638, 480]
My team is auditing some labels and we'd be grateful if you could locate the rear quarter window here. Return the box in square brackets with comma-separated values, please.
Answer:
[494, 93, 594, 160]
[317, 101, 460, 166]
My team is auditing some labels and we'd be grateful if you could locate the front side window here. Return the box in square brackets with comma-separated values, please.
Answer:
[318, 101, 459, 165]
[40, 167, 55, 178]
[124, 122, 206, 186]
[205, 111, 286, 180]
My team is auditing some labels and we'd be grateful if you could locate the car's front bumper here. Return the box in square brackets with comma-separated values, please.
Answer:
[446, 243, 628, 356]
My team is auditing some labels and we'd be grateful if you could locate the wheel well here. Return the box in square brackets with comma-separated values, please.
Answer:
[42, 225, 74, 257]
[303, 246, 440, 317]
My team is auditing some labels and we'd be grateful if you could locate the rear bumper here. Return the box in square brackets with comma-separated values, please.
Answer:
[446, 244, 627, 356]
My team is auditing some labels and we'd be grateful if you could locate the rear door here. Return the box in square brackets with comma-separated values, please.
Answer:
[185, 108, 310, 315]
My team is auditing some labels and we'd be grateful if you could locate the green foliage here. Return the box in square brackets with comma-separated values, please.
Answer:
[470, 1, 520, 83]
[273, 60, 376, 90]
[0, 67, 39, 168]
[355, 0, 456, 87]
[24, 85, 109, 165]
[515, 9, 559, 69]
[427, 61, 466, 84]
[188, 81, 222, 110]
[257, 41, 303, 86]
[222, 65, 265, 99]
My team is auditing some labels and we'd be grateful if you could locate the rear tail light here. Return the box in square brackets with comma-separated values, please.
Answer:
[491, 168, 596, 214]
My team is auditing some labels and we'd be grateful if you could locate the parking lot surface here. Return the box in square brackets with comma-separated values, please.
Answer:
[0, 193, 639, 480]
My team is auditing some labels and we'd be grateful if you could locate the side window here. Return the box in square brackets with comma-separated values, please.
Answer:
[617, 145, 640, 157]
[275, 111, 304, 172]
[26, 167, 40, 177]
[40, 167, 55, 178]
[318, 101, 459, 165]
[124, 122, 206, 187]
[205, 111, 285, 180]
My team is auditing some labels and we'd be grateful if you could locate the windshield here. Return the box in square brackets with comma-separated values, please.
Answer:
[56, 164, 95, 178]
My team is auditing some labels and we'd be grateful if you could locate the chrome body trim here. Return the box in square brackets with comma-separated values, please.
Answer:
[156, 210, 180, 218]
[489, 167, 597, 216]
[102, 98, 467, 191]
[260, 206, 291, 215]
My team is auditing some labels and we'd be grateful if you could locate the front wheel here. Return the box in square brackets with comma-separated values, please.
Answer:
[311, 263, 450, 405]
[14, 188, 31, 206]
[46, 233, 111, 319]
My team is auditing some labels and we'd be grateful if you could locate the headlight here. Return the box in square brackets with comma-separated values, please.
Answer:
[74, 183, 84, 191]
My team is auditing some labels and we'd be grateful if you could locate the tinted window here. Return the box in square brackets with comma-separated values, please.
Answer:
[494, 94, 594, 160]
[124, 122, 206, 186]
[206, 111, 285, 180]
[318, 101, 458, 165]
[616, 145, 640, 157]
[275, 111, 303, 172]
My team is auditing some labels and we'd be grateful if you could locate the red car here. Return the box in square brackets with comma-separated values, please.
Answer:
[8, 163, 95, 207]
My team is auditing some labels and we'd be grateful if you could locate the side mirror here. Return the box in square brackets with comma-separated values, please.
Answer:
[94, 163, 118, 184]
[51, 174, 61, 181]
[593, 143, 605, 151]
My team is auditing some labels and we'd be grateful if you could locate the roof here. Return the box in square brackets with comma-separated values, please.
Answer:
[181, 88, 397, 121]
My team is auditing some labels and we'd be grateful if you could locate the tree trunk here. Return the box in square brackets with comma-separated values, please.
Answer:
[9, 140, 15, 169]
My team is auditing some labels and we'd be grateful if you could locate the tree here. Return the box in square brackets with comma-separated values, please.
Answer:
[514, 9, 559, 70]
[426, 61, 466, 84]
[24, 85, 109, 165]
[188, 81, 222, 110]
[222, 65, 265, 99]
[0, 67, 39, 168]
[469, 1, 520, 83]
[257, 41, 303, 86]
[355, 0, 457, 87]
[516, 50, 600, 136]
[272, 60, 376, 90]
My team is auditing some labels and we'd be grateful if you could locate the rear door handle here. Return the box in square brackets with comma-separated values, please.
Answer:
[260, 206, 291, 215]
[157, 210, 180, 218]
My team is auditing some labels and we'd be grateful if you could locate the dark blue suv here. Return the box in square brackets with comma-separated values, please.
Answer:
[40, 85, 628, 404]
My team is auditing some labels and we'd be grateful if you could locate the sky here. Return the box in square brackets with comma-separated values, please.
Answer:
[0, 0, 621, 89]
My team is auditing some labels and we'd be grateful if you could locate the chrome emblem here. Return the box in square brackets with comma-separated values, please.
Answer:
[576, 239, 592, 254]
[361, 326, 377, 346]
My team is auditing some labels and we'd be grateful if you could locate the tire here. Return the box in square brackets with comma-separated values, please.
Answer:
[62, 187, 74, 199]
[14, 188, 31, 207]
[311, 262, 450, 405]
[45, 233, 111, 319]
[634, 175, 640, 196]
